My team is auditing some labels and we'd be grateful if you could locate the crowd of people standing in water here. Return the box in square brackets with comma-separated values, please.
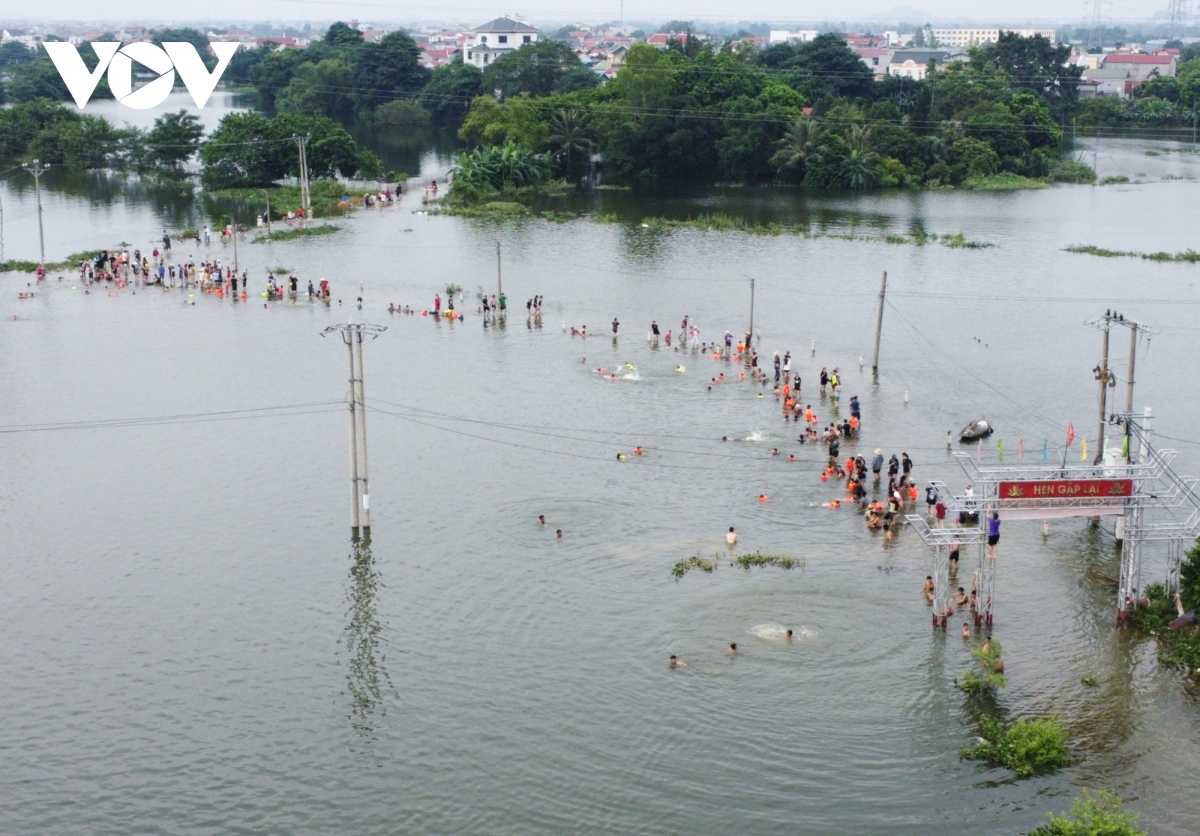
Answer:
[29, 230, 339, 306]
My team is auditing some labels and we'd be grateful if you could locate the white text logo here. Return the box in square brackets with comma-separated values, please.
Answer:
[44, 41, 240, 109]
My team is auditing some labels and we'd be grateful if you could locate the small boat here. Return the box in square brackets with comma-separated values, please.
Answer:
[959, 418, 994, 442]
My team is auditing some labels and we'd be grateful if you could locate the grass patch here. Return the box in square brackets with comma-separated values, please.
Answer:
[595, 214, 995, 249]
[671, 554, 716, 579]
[1031, 790, 1146, 836]
[2, 249, 105, 274]
[271, 266, 292, 274]
[594, 184, 632, 191]
[205, 180, 358, 220]
[961, 172, 1048, 191]
[939, 232, 994, 249]
[252, 224, 340, 243]
[1047, 161, 1097, 184]
[434, 200, 531, 218]
[962, 715, 1072, 778]
[1066, 244, 1200, 263]
[1100, 175, 1131, 185]
[734, 551, 804, 570]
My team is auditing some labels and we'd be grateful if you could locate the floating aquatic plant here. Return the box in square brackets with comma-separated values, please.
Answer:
[671, 554, 716, 579]
[734, 552, 804, 570]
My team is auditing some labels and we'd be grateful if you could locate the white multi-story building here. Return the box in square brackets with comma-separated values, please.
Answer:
[929, 27, 1057, 47]
[768, 30, 819, 44]
[465, 17, 539, 68]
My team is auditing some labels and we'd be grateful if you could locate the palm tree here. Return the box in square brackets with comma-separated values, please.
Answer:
[845, 124, 873, 153]
[770, 117, 823, 176]
[841, 148, 880, 190]
[548, 109, 596, 181]
[941, 119, 965, 145]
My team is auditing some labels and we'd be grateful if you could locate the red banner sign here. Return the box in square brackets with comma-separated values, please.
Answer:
[999, 479, 1133, 500]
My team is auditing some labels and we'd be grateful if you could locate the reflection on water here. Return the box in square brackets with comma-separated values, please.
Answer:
[342, 533, 392, 739]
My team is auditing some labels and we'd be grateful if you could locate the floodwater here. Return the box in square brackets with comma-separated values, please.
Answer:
[3, 138, 1200, 833]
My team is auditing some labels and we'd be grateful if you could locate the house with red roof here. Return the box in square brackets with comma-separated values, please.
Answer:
[1102, 52, 1177, 82]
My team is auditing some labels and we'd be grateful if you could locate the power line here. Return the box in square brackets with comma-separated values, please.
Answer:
[0, 401, 344, 434]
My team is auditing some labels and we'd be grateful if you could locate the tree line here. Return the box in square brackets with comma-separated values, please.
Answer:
[447, 32, 1095, 194]
[4, 24, 1173, 192]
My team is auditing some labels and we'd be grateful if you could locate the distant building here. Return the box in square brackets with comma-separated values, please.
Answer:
[930, 27, 1057, 47]
[1102, 52, 1177, 82]
[888, 49, 967, 80]
[855, 47, 893, 78]
[769, 30, 818, 44]
[646, 32, 689, 48]
[466, 17, 538, 68]
[1080, 67, 1133, 98]
[1, 28, 39, 47]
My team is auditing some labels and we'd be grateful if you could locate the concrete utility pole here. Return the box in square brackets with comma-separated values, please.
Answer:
[229, 215, 239, 274]
[872, 271, 887, 376]
[22, 159, 49, 270]
[746, 277, 755, 355]
[1096, 315, 1110, 459]
[323, 322, 387, 539]
[496, 240, 503, 297]
[294, 135, 311, 219]
[258, 188, 272, 233]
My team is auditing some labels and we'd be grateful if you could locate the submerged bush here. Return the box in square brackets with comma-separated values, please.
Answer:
[1030, 790, 1145, 835]
[963, 715, 1072, 778]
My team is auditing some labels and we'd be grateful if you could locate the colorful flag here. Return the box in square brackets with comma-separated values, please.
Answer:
[1123, 435, 1129, 458]
[997, 438, 1004, 461]
[1018, 439, 1025, 459]
[1042, 440, 1048, 460]
[1067, 422, 1075, 446]
[977, 438, 983, 460]
[1082, 437, 1088, 460]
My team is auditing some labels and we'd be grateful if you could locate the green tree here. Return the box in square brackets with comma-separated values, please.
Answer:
[223, 43, 275, 86]
[972, 32, 1081, 120]
[143, 110, 205, 171]
[351, 30, 429, 112]
[419, 55, 484, 126]
[482, 40, 599, 99]
[6, 58, 70, 102]
[756, 34, 875, 100]
[0, 41, 35, 69]
[323, 22, 365, 49]
[277, 59, 356, 121]
[251, 48, 308, 110]
[154, 28, 210, 53]
[200, 112, 275, 187]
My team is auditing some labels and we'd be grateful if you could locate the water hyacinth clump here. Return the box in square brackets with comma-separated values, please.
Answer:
[671, 555, 716, 579]
[734, 552, 804, 570]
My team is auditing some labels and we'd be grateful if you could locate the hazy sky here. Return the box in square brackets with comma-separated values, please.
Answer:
[10, 1, 1178, 25]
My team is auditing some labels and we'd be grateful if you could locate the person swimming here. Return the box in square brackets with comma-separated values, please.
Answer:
[669, 655, 687, 667]
[727, 643, 738, 655]
[786, 629, 794, 640]
[726, 526, 737, 545]
[538, 515, 546, 526]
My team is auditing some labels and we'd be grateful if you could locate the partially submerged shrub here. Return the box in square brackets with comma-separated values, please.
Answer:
[962, 715, 1072, 778]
